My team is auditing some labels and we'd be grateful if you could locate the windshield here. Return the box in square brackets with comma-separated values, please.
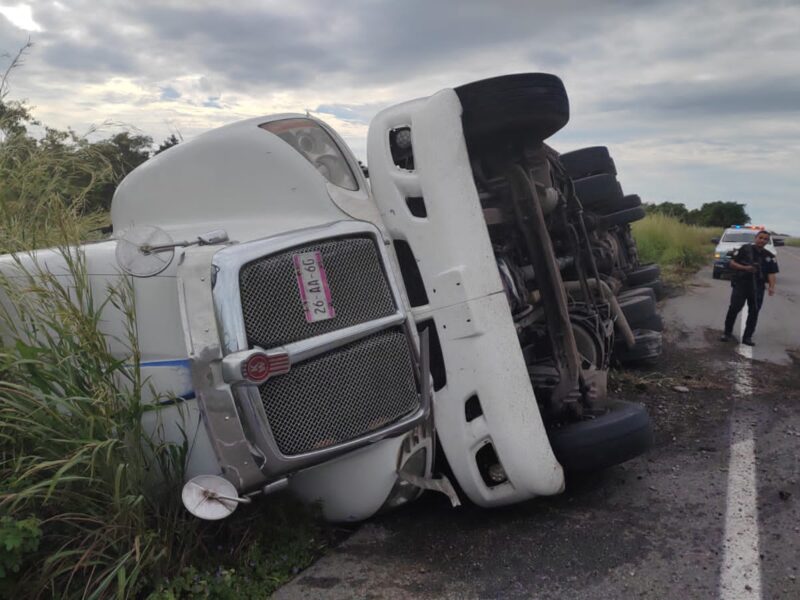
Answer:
[721, 232, 761, 243]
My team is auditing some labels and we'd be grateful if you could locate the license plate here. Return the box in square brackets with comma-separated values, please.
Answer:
[293, 251, 336, 322]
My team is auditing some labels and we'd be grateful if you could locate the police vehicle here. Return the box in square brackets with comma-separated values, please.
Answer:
[712, 225, 776, 279]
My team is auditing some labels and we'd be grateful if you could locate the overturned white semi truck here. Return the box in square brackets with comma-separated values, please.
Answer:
[0, 74, 657, 522]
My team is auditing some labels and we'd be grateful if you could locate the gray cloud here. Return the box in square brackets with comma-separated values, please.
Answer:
[41, 41, 136, 74]
[599, 77, 800, 117]
[1, 0, 798, 233]
[314, 102, 385, 124]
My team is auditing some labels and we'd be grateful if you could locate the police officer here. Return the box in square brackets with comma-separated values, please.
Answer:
[719, 230, 778, 346]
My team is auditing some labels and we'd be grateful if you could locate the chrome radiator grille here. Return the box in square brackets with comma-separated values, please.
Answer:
[258, 329, 419, 456]
[239, 237, 396, 348]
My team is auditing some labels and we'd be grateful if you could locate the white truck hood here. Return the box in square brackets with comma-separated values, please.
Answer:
[111, 114, 366, 244]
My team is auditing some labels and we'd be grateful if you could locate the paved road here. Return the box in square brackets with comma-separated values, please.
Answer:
[275, 250, 800, 600]
[662, 246, 800, 365]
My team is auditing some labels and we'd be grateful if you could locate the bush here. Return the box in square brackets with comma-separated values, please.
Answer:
[0, 248, 201, 597]
[0, 55, 325, 597]
[0, 515, 42, 587]
[632, 214, 719, 276]
[0, 250, 332, 598]
[0, 100, 116, 253]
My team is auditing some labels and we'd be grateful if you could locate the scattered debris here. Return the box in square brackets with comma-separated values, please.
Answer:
[673, 385, 690, 393]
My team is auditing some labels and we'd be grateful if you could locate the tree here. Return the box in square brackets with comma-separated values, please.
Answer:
[646, 201, 689, 222]
[83, 132, 153, 213]
[686, 202, 750, 228]
[155, 133, 181, 155]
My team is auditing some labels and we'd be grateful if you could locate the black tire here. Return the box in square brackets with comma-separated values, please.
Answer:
[455, 73, 569, 142]
[619, 295, 656, 325]
[712, 269, 722, 280]
[625, 264, 661, 287]
[559, 146, 617, 179]
[631, 313, 664, 332]
[625, 278, 664, 300]
[573, 174, 624, 211]
[595, 193, 642, 215]
[615, 329, 663, 363]
[548, 400, 653, 472]
[617, 287, 656, 303]
[596, 206, 646, 229]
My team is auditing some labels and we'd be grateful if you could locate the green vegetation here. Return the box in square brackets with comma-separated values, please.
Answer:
[785, 238, 800, 248]
[632, 214, 719, 284]
[644, 200, 750, 228]
[1, 43, 177, 253]
[0, 250, 330, 597]
[0, 249, 197, 597]
[0, 48, 324, 598]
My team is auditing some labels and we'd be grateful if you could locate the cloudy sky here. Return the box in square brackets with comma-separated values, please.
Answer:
[1, 0, 799, 233]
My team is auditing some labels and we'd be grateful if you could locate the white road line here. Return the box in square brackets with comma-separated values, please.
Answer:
[719, 307, 762, 599]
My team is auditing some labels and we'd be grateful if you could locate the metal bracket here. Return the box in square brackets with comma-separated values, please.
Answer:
[398, 470, 461, 508]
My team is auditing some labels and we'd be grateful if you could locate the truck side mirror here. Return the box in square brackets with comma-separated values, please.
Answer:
[711, 237, 720, 244]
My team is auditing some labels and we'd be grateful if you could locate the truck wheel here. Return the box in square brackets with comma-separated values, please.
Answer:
[625, 264, 661, 287]
[617, 287, 656, 303]
[625, 278, 664, 299]
[455, 73, 569, 142]
[548, 400, 653, 472]
[572, 174, 624, 211]
[596, 206, 646, 230]
[559, 146, 617, 179]
[595, 193, 642, 215]
[615, 329, 663, 363]
[619, 295, 656, 325]
[630, 313, 664, 332]
[712, 269, 721, 280]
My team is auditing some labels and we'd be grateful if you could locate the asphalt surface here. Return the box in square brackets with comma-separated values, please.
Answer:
[275, 249, 800, 600]
[662, 246, 800, 365]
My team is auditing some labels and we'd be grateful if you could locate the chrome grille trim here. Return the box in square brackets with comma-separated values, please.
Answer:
[283, 313, 405, 363]
[211, 221, 429, 479]
[259, 328, 419, 456]
[213, 221, 406, 357]
[239, 237, 396, 348]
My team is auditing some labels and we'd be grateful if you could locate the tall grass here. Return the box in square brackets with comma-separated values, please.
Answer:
[0, 249, 201, 598]
[631, 214, 719, 277]
[0, 109, 113, 253]
[0, 58, 199, 596]
[1, 43, 112, 253]
[0, 68, 325, 597]
[785, 238, 800, 248]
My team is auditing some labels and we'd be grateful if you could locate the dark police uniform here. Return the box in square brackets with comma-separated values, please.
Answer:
[723, 243, 779, 340]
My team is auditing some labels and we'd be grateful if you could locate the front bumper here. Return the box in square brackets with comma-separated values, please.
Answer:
[713, 258, 732, 277]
